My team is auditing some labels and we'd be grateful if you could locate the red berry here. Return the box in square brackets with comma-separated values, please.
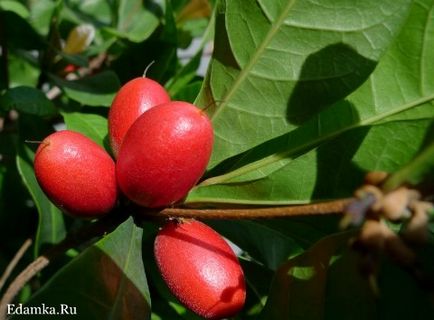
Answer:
[154, 220, 246, 319]
[34, 130, 117, 218]
[116, 101, 213, 208]
[108, 77, 170, 157]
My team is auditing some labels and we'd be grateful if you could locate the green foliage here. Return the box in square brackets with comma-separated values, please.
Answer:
[0, 0, 434, 319]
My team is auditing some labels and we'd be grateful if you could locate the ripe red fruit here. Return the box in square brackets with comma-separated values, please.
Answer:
[108, 77, 170, 157]
[154, 220, 246, 319]
[34, 130, 117, 218]
[116, 101, 213, 208]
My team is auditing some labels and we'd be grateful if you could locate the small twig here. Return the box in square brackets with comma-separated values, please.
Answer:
[0, 211, 127, 320]
[0, 239, 32, 293]
[156, 198, 352, 219]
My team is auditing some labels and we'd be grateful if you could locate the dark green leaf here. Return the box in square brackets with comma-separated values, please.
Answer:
[0, 86, 57, 117]
[259, 232, 374, 320]
[16, 145, 66, 255]
[165, 50, 202, 97]
[1, 10, 44, 49]
[25, 217, 151, 319]
[50, 71, 121, 107]
[62, 111, 108, 148]
[172, 81, 202, 103]
[208, 220, 303, 270]
[197, 0, 413, 169]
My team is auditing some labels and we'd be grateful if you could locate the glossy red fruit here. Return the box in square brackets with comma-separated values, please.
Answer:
[154, 220, 246, 319]
[116, 101, 213, 208]
[34, 130, 117, 218]
[108, 77, 170, 157]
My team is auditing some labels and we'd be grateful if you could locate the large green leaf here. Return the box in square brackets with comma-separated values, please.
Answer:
[50, 71, 121, 107]
[189, 119, 433, 204]
[196, 0, 413, 169]
[189, 0, 434, 205]
[63, 111, 108, 148]
[24, 217, 151, 319]
[16, 145, 66, 255]
[0, 86, 57, 117]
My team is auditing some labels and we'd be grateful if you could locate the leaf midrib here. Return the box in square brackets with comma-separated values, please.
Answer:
[211, 0, 297, 121]
[200, 93, 434, 187]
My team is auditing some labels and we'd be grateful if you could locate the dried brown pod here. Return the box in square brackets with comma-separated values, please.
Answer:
[403, 201, 432, 244]
[380, 187, 411, 221]
[365, 171, 388, 186]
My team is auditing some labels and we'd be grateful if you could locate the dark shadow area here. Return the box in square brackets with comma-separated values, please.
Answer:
[20, 246, 151, 319]
[287, 43, 377, 125]
[312, 125, 370, 200]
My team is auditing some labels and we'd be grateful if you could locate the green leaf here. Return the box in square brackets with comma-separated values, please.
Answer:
[197, 0, 413, 169]
[1, 10, 44, 49]
[259, 231, 375, 320]
[50, 71, 121, 107]
[0, 86, 57, 117]
[208, 220, 303, 270]
[115, 0, 160, 42]
[0, 0, 30, 18]
[172, 81, 202, 103]
[28, 0, 57, 36]
[384, 125, 434, 190]
[16, 145, 66, 255]
[190, 0, 434, 205]
[8, 53, 40, 88]
[25, 217, 151, 319]
[189, 119, 433, 205]
[63, 112, 108, 148]
[166, 50, 202, 97]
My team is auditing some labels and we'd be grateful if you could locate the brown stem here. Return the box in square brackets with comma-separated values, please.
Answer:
[156, 198, 352, 219]
[0, 239, 32, 293]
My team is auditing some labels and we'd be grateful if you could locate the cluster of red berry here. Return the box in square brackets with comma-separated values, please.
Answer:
[33, 76, 246, 319]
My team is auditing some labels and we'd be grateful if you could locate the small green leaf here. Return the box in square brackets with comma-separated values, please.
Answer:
[116, 0, 160, 42]
[25, 217, 151, 319]
[165, 50, 202, 97]
[16, 145, 66, 255]
[0, 86, 57, 117]
[384, 129, 434, 191]
[50, 71, 120, 107]
[63, 112, 108, 148]
[0, 0, 30, 18]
